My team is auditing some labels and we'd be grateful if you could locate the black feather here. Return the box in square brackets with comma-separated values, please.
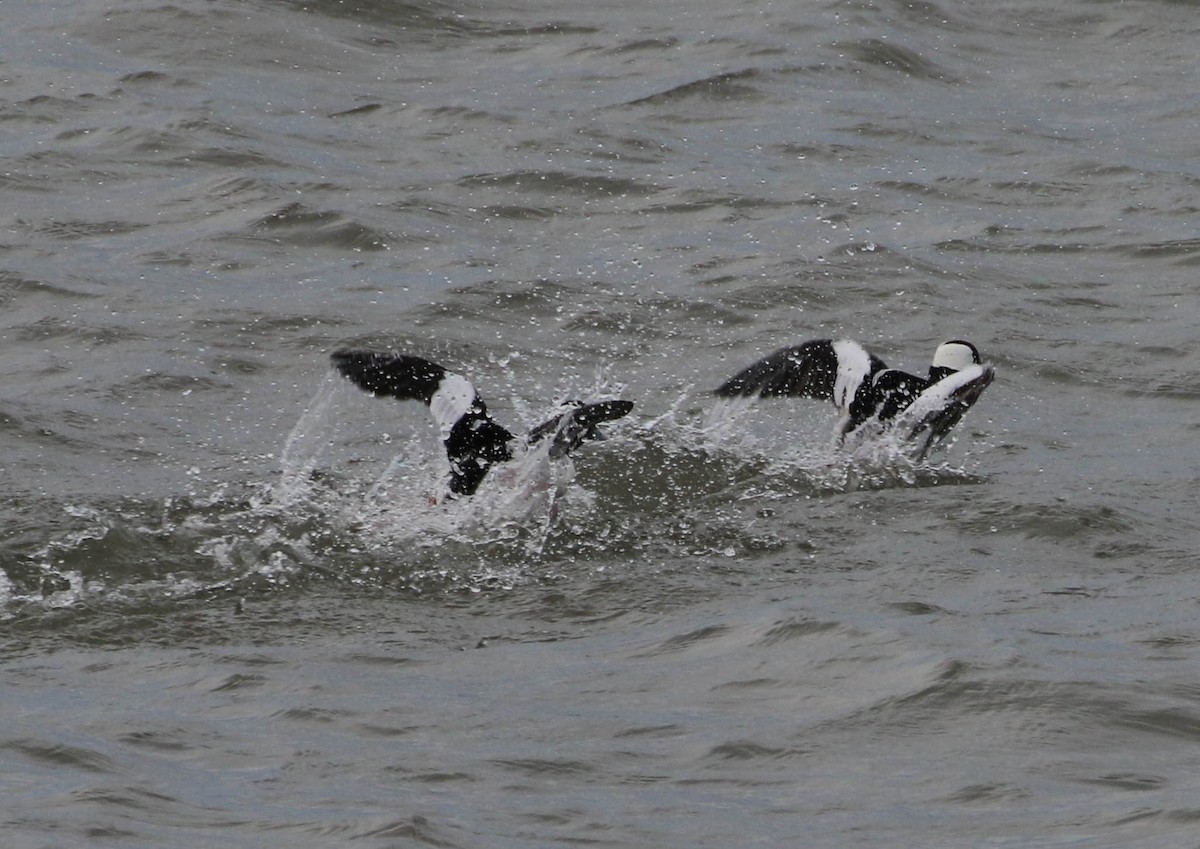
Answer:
[330, 349, 446, 403]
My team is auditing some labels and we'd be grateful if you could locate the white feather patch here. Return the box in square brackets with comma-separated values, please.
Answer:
[831, 339, 871, 411]
[895, 364, 988, 427]
[429, 373, 477, 439]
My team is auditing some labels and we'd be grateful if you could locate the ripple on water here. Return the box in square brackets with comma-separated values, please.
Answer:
[4, 739, 121, 774]
[954, 499, 1137, 542]
[248, 202, 391, 251]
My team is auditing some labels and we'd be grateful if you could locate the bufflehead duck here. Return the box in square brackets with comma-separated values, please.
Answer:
[714, 339, 994, 459]
[331, 349, 633, 496]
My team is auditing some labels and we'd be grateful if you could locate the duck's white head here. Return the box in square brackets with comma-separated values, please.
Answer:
[931, 340, 980, 373]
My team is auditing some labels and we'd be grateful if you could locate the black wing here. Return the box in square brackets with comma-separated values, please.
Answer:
[330, 349, 446, 402]
[330, 349, 515, 496]
[715, 339, 890, 438]
[714, 339, 886, 400]
[528, 400, 635, 459]
[715, 340, 840, 398]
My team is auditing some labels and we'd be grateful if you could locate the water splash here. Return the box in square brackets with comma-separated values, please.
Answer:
[694, 389, 983, 495]
[1, 379, 987, 620]
[276, 372, 342, 509]
[269, 373, 620, 562]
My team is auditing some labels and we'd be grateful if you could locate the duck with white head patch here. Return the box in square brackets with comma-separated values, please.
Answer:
[714, 339, 994, 459]
[331, 350, 633, 498]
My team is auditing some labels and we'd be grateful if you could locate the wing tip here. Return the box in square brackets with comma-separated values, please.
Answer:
[329, 349, 447, 403]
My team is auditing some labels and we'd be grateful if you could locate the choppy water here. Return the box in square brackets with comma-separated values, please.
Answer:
[4, 0, 1200, 846]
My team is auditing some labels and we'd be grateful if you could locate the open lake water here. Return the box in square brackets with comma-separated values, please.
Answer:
[3, 1, 1200, 846]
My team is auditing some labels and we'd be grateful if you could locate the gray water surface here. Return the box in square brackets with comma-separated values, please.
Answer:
[3, 1, 1200, 846]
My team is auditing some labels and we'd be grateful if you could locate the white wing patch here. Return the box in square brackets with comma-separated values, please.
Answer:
[895, 364, 987, 427]
[831, 339, 871, 411]
[429, 373, 477, 439]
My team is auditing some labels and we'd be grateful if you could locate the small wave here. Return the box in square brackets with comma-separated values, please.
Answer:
[249, 202, 390, 251]
[954, 499, 1135, 542]
[624, 68, 764, 107]
[1122, 237, 1200, 266]
[840, 38, 962, 83]
[456, 169, 660, 199]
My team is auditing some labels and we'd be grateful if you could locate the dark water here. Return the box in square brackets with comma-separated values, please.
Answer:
[4, 0, 1200, 846]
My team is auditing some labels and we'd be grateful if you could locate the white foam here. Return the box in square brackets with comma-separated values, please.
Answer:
[277, 374, 341, 507]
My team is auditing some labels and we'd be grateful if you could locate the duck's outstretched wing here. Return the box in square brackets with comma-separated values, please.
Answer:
[714, 338, 890, 437]
[330, 349, 514, 496]
[330, 349, 447, 402]
[714, 339, 886, 403]
[896, 364, 995, 460]
[528, 399, 635, 459]
[715, 339, 839, 399]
